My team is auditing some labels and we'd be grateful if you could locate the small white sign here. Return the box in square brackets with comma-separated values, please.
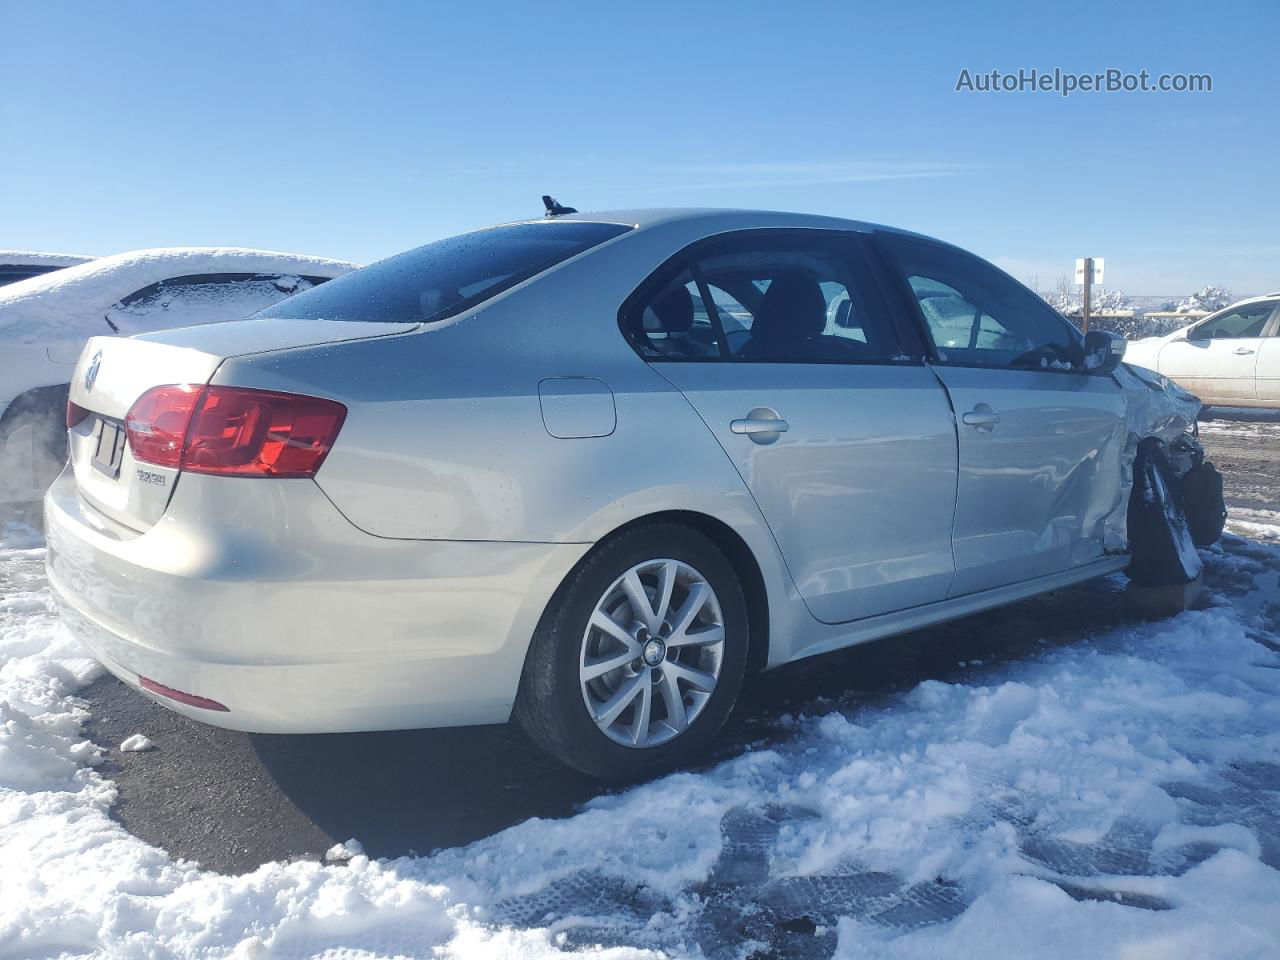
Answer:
[1074, 258, 1105, 285]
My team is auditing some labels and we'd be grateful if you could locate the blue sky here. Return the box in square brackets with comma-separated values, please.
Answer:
[3, 0, 1276, 297]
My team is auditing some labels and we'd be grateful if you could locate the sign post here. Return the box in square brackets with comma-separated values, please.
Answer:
[1074, 257, 1105, 332]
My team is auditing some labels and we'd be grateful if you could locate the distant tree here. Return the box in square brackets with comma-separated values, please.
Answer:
[1034, 275, 1131, 316]
[1028, 276, 1160, 338]
[1176, 285, 1232, 313]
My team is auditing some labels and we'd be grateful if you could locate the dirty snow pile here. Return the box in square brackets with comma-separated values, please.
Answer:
[2, 519, 1279, 959]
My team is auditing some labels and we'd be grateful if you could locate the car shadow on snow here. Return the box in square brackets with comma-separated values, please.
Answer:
[83, 571, 1142, 875]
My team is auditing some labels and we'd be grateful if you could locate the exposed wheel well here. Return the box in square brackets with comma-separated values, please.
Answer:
[0, 382, 69, 435]
[0, 383, 70, 498]
[581, 510, 771, 674]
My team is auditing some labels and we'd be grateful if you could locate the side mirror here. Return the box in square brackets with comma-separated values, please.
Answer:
[1082, 329, 1126, 373]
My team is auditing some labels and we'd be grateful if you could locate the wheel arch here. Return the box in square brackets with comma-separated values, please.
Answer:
[542, 509, 772, 676]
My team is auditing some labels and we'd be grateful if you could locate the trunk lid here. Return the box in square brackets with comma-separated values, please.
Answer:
[66, 319, 416, 533]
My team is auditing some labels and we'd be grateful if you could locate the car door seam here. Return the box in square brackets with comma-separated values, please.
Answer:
[924, 361, 962, 599]
[644, 362, 815, 616]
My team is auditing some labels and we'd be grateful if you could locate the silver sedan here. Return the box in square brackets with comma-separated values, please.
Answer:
[47, 208, 1142, 779]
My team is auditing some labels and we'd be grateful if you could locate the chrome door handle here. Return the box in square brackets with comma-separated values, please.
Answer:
[1235, 347, 1256, 355]
[731, 418, 790, 435]
[731, 408, 789, 445]
[962, 407, 1000, 428]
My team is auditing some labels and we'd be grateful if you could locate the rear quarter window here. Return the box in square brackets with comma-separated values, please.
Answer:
[258, 221, 633, 323]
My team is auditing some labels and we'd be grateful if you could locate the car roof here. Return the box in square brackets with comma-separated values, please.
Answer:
[496, 207, 923, 238]
[1190, 293, 1280, 321]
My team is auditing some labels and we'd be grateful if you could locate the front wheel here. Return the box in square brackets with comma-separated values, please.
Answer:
[514, 523, 749, 780]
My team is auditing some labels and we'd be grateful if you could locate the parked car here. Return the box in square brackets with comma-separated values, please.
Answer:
[0, 250, 95, 287]
[0, 247, 356, 503]
[45, 209, 1195, 779]
[1123, 294, 1280, 408]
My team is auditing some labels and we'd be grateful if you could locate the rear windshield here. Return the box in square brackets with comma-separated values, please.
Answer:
[258, 221, 632, 323]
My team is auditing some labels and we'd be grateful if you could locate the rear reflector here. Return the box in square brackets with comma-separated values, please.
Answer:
[139, 675, 230, 712]
[125, 384, 346, 478]
[66, 400, 90, 428]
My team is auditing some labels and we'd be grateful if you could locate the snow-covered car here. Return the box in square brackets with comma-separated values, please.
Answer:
[1123, 294, 1280, 408]
[44, 209, 1201, 779]
[0, 247, 357, 503]
[0, 249, 95, 287]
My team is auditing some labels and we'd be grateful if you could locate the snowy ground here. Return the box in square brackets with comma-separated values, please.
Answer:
[3, 466, 1280, 957]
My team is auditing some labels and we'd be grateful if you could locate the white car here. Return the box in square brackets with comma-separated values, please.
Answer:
[0, 250, 95, 288]
[1123, 294, 1280, 407]
[0, 247, 357, 503]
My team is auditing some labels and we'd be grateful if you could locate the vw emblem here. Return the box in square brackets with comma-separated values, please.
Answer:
[84, 350, 102, 392]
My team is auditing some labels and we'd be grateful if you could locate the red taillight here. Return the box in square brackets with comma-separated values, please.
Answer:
[184, 386, 347, 477]
[125, 385, 346, 478]
[125, 385, 202, 468]
[66, 400, 90, 428]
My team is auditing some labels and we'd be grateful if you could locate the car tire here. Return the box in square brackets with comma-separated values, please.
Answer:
[514, 521, 749, 781]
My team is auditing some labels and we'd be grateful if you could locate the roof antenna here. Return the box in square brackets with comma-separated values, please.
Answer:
[542, 195, 577, 218]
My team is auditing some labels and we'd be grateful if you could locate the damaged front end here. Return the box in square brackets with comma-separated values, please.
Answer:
[1108, 363, 1223, 586]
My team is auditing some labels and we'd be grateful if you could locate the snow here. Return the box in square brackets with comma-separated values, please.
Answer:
[119, 733, 153, 752]
[0, 247, 358, 343]
[1039, 283, 1131, 317]
[1177, 286, 1234, 314]
[0, 250, 96, 269]
[325, 839, 367, 863]
[2, 516, 1279, 957]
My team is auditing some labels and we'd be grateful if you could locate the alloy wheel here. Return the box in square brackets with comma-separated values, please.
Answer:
[578, 558, 726, 748]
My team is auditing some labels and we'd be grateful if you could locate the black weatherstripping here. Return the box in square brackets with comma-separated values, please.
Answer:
[258, 221, 632, 325]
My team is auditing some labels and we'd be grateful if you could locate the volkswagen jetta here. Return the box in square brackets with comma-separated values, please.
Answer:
[46, 208, 1187, 779]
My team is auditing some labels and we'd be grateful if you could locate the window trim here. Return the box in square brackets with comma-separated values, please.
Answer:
[688, 262, 730, 359]
[869, 230, 1107, 378]
[617, 227, 929, 367]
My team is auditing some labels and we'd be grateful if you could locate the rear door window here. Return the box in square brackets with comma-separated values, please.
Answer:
[622, 231, 916, 364]
[259, 221, 632, 323]
[698, 235, 908, 363]
[631, 270, 723, 359]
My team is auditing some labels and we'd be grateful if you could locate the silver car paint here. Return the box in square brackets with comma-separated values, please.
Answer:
[654, 361, 959, 624]
[68, 320, 421, 533]
[48, 208, 1146, 734]
[46, 466, 591, 731]
[929, 365, 1127, 596]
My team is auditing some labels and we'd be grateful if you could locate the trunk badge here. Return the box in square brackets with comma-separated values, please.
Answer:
[84, 351, 102, 392]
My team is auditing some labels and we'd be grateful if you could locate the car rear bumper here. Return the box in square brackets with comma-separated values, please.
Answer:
[44, 467, 590, 733]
